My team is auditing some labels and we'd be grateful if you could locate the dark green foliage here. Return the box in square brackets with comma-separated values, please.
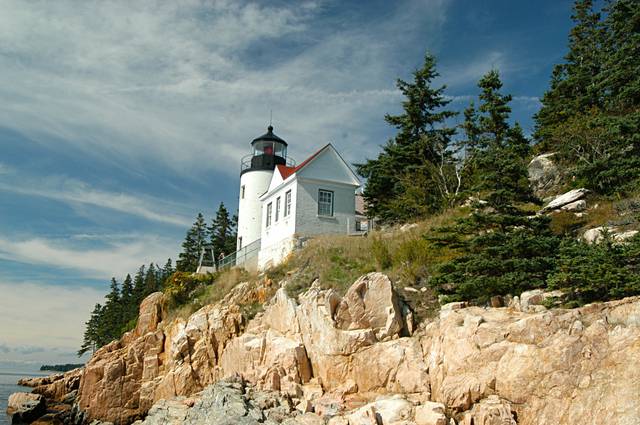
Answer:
[40, 364, 84, 372]
[535, 0, 640, 195]
[208, 202, 238, 261]
[431, 70, 560, 303]
[356, 53, 458, 222]
[177, 213, 208, 272]
[78, 258, 175, 356]
[78, 303, 103, 356]
[143, 263, 159, 297]
[535, 0, 605, 141]
[548, 234, 640, 304]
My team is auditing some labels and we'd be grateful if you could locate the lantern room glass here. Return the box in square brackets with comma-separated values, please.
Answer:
[253, 141, 287, 158]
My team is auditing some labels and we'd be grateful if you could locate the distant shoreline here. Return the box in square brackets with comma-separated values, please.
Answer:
[39, 364, 84, 373]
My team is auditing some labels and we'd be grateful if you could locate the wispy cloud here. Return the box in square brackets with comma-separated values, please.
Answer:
[0, 175, 192, 227]
[0, 0, 451, 174]
[0, 234, 177, 279]
[0, 280, 104, 362]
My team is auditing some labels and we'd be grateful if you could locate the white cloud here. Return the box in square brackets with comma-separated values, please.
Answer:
[0, 0, 451, 175]
[0, 234, 177, 279]
[0, 280, 104, 362]
[0, 175, 192, 227]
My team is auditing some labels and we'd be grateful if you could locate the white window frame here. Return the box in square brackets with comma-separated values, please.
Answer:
[266, 202, 272, 227]
[318, 189, 334, 217]
[284, 190, 292, 217]
[275, 196, 281, 222]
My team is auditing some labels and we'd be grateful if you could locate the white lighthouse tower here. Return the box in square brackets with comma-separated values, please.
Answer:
[236, 125, 290, 253]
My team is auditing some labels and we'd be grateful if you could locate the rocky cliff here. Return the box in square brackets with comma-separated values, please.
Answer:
[57, 271, 640, 425]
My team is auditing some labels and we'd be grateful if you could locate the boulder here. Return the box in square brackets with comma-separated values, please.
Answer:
[528, 153, 562, 197]
[583, 226, 639, 244]
[7, 392, 46, 423]
[517, 289, 563, 313]
[542, 188, 589, 212]
[560, 199, 587, 212]
[346, 396, 414, 424]
[415, 401, 447, 425]
[334, 272, 404, 340]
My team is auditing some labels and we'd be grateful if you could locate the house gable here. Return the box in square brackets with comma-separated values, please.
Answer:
[296, 144, 360, 187]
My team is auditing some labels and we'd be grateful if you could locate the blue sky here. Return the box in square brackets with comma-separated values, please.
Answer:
[0, 0, 574, 363]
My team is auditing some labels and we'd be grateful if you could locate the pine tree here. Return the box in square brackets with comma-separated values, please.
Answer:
[356, 53, 458, 222]
[430, 70, 559, 303]
[177, 213, 208, 272]
[208, 203, 237, 261]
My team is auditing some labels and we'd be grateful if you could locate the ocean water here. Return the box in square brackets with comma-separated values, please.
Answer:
[0, 367, 49, 425]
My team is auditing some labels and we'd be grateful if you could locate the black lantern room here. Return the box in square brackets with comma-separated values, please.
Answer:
[241, 125, 289, 174]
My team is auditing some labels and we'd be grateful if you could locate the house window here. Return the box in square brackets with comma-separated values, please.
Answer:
[284, 190, 292, 217]
[275, 197, 281, 222]
[266, 202, 272, 227]
[318, 189, 334, 217]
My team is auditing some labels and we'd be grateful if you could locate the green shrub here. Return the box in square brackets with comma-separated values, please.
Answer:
[548, 234, 640, 305]
[164, 271, 217, 308]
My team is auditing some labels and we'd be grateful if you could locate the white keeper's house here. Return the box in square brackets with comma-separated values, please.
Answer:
[234, 125, 362, 271]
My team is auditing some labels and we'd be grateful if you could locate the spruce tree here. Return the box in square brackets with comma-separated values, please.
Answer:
[599, 0, 640, 110]
[78, 303, 103, 356]
[102, 278, 122, 342]
[356, 53, 458, 222]
[208, 203, 237, 260]
[534, 0, 604, 144]
[430, 70, 559, 303]
[177, 213, 208, 272]
[143, 263, 159, 296]
[120, 274, 135, 324]
[132, 265, 146, 306]
[161, 258, 174, 283]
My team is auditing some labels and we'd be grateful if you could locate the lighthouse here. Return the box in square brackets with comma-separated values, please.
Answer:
[236, 125, 291, 252]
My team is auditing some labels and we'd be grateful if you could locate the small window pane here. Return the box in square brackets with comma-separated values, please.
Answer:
[318, 190, 334, 216]
[284, 190, 292, 217]
[266, 203, 272, 227]
[275, 197, 281, 222]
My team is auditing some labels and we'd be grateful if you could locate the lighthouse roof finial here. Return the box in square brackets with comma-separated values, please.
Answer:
[252, 124, 287, 146]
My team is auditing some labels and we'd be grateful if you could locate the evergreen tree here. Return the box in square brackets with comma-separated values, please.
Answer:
[356, 53, 458, 222]
[534, 0, 640, 195]
[120, 274, 135, 324]
[208, 203, 237, 261]
[549, 234, 640, 305]
[102, 278, 122, 342]
[161, 258, 174, 284]
[534, 0, 605, 144]
[598, 0, 640, 110]
[132, 265, 146, 306]
[430, 70, 559, 303]
[143, 263, 159, 297]
[78, 303, 103, 356]
[177, 213, 208, 272]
